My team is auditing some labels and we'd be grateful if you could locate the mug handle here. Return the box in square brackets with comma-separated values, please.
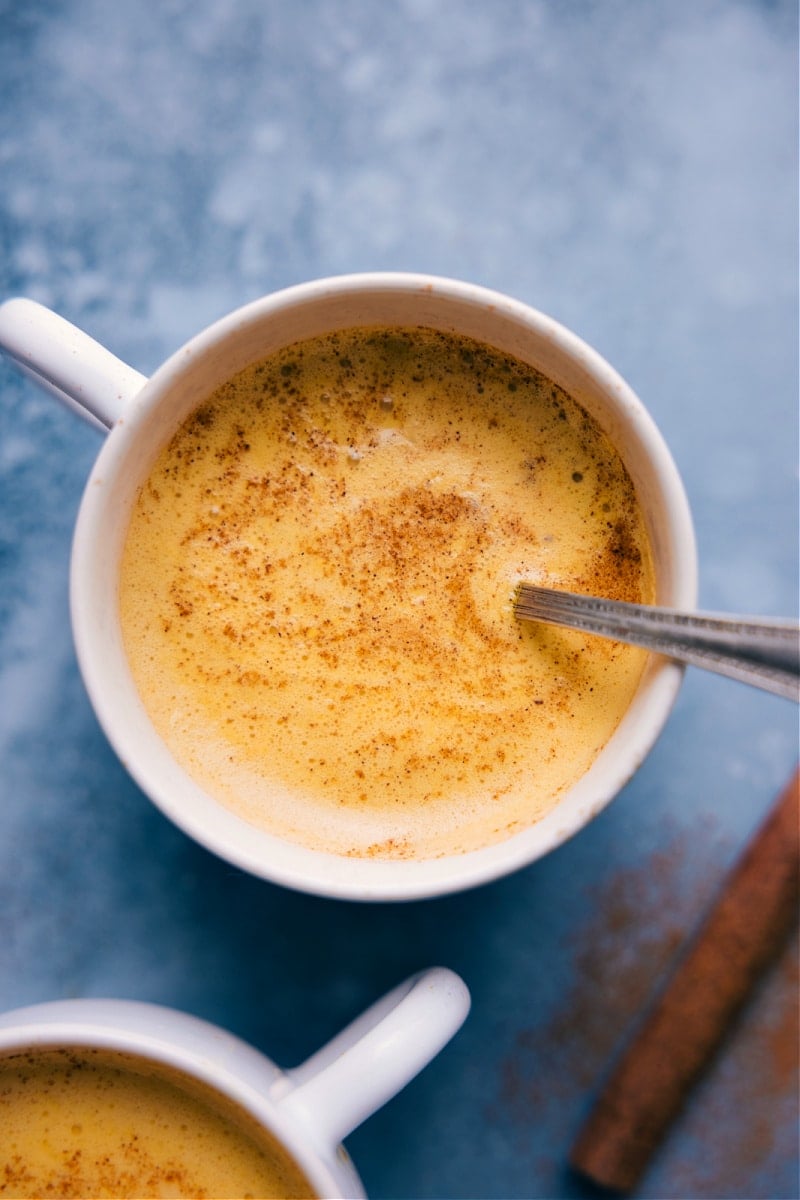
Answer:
[0, 297, 147, 431]
[274, 967, 470, 1149]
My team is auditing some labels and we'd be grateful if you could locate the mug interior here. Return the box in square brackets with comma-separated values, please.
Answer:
[71, 273, 697, 899]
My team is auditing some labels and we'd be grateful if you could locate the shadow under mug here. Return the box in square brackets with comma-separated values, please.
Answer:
[0, 274, 697, 899]
[0, 967, 470, 1199]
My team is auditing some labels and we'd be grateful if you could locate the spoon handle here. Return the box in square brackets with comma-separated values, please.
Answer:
[514, 584, 800, 701]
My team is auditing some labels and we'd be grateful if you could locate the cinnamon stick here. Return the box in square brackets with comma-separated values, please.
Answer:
[570, 768, 800, 1193]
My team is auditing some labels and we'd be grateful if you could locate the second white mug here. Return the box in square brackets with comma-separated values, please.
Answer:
[0, 967, 470, 1199]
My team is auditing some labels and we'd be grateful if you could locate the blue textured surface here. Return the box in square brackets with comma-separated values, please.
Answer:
[0, 3, 797, 1197]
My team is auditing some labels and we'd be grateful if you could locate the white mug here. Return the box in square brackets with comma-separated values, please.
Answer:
[0, 275, 697, 899]
[0, 966, 469, 1199]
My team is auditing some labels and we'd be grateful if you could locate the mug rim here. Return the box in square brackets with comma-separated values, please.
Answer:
[70, 271, 698, 900]
[0, 997, 358, 1198]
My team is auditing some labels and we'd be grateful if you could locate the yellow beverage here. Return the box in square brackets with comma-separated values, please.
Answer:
[0, 1047, 315, 1198]
[120, 326, 654, 859]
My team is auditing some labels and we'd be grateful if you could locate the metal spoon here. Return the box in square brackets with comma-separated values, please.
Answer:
[513, 583, 800, 701]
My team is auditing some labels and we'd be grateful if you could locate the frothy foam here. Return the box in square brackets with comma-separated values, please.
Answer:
[0, 1047, 314, 1198]
[119, 327, 654, 859]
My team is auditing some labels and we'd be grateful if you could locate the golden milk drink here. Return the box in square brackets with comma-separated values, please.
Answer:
[0, 1047, 314, 1198]
[119, 327, 654, 859]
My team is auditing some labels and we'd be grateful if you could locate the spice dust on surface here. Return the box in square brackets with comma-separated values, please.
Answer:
[487, 823, 799, 1196]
